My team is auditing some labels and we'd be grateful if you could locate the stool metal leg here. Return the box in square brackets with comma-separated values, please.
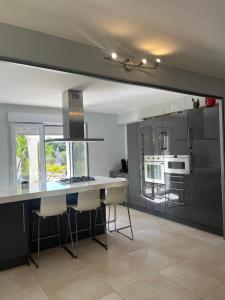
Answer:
[31, 213, 36, 243]
[37, 217, 41, 267]
[107, 202, 134, 241]
[93, 207, 108, 250]
[127, 202, 134, 240]
[67, 213, 75, 257]
[108, 205, 111, 231]
[89, 210, 92, 238]
[100, 206, 108, 249]
[30, 213, 41, 268]
[64, 210, 76, 258]
[75, 210, 79, 257]
[65, 211, 69, 246]
[29, 213, 36, 265]
[31, 212, 74, 268]
[67, 212, 76, 258]
[114, 204, 117, 231]
[93, 208, 98, 238]
[57, 215, 61, 247]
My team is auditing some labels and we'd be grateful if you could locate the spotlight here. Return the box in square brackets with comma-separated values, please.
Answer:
[111, 52, 117, 60]
[104, 52, 161, 70]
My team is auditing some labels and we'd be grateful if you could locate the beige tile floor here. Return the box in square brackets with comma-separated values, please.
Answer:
[1, 205, 225, 300]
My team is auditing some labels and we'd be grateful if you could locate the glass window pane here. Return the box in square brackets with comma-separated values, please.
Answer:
[73, 142, 87, 176]
[45, 136, 68, 181]
[15, 127, 41, 185]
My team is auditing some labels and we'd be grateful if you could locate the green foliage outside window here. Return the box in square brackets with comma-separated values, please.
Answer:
[16, 135, 86, 182]
[16, 135, 29, 180]
[45, 142, 67, 180]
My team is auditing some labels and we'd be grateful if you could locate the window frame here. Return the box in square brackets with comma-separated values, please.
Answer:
[10, 122, 46, 186]
[10, 122, 89, 186]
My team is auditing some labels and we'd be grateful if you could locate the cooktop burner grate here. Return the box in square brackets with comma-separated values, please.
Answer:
[59, 176, 95, 184]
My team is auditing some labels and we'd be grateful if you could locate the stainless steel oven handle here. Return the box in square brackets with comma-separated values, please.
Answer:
[170, 175, 184, 178]
[169, 187, 184, 191]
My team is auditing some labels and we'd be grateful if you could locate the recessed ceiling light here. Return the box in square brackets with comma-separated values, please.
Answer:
[142, 58, 147, 64]
[156, 58, 161, 63]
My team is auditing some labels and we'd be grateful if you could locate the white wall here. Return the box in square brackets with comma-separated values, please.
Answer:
[85, 113, 126, 176]
[117, 95, 210, 124]
[0, 104, 126, 186]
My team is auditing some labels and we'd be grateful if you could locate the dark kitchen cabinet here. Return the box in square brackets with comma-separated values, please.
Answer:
[145, 183, 166, 213]
[188, 106, 219, 141]
[127, 105, 222, 234]
[165, 174, 190, 221]
[165, 171, 223, 234]
[127, 123, 145, 208]
[141, 112, 188, 156]
[188, 106, 220, 170]
[0, 201, 28, 269]
[162, 111, 188, 155]
[186, 172, 223, 232]
[140, 118, 164, 155]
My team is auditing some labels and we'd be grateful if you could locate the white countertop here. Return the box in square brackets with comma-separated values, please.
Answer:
[0, 176, 128, 205]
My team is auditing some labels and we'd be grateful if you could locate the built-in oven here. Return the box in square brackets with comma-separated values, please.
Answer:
[164, 155, 190, 175]
[144, 155, 165, 184]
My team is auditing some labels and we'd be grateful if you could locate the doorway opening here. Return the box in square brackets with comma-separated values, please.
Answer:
[0, 61, 223, 235]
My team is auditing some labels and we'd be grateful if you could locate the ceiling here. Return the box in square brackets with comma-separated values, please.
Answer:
[0, 62, 182, 114]
[0, 0, 225, 79]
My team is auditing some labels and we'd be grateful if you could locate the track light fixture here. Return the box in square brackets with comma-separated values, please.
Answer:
[104, 52, 161, 71]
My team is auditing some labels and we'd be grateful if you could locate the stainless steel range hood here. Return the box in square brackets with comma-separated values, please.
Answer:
[45, 90, 104, 142]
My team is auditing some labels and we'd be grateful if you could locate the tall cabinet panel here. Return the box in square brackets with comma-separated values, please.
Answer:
[185, 105, 223, 232]
[140, 118, 166, 214]
[162, 111, 188, 155]
[140, 118, 164, 155]
[188, 106, 220, 169]
[127, 123, 145, 208]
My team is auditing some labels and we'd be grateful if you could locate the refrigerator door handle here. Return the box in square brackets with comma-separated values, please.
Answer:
[160, 131, 164, 151]
[188, 127, 192, 151]
[164, 131, 167, 150]
[189, 152, 193, 173]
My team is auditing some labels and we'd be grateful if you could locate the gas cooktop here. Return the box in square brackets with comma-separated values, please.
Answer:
[59, 176, 95, 184]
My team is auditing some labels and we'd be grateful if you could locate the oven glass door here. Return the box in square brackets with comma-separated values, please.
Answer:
[145, 162, 165, 184]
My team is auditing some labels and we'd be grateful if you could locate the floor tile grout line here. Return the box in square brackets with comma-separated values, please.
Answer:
[37, 284, 51, 300]
[198, 281, 225, 299]
[157, 273, 203, 299]
[85, 264, 126, 299]
[126, 242, 219, 274]
[159, 268, 225, 299]
[86, 254, 158, 296]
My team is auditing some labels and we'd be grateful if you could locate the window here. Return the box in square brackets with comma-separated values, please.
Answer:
[73, 142, 88, 176]
[44, 126, 69, 182]
[10, 123, 45, 186]
[10, 123, 88, 186]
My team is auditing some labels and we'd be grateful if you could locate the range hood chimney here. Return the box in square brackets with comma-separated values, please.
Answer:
[45, 90, 104, 142]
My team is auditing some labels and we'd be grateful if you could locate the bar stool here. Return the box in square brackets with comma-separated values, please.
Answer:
[66, 189, 108, 258]
[103, 186, 134, 240]
[30, 194, 74, 268]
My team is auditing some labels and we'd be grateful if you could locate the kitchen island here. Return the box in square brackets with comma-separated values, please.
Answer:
[0, 176, 128, 270]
